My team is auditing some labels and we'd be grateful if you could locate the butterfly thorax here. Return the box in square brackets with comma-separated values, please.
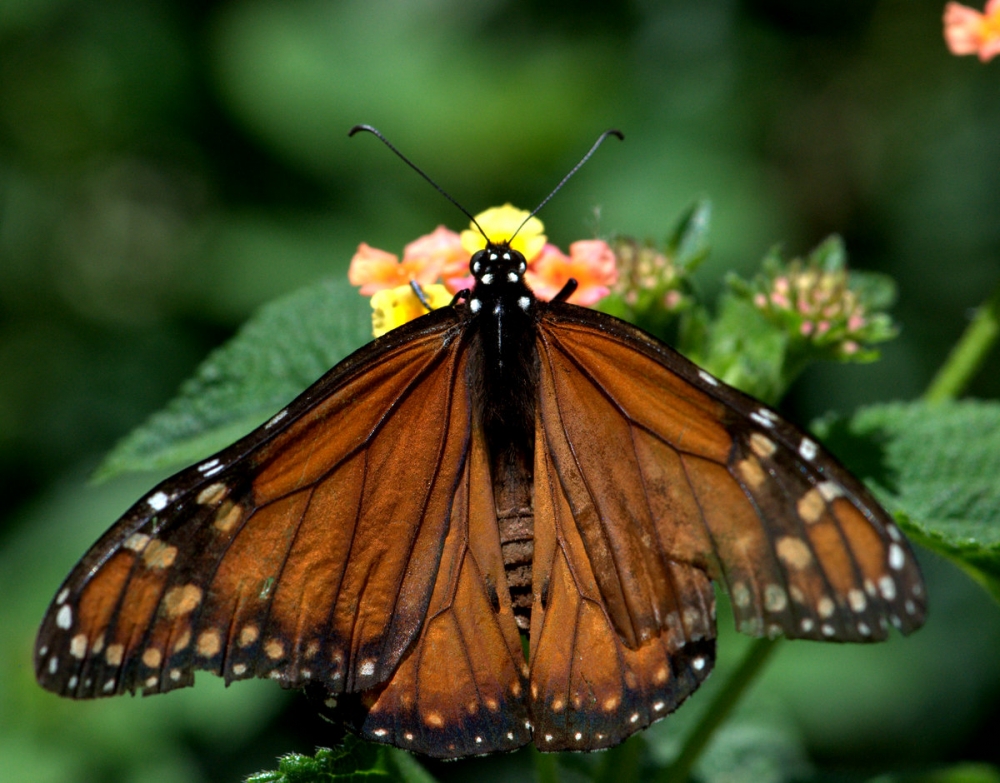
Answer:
[466, 242, 539, 630]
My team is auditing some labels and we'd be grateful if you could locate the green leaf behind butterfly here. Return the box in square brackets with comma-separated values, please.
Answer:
[816, 400, 1000, 603]
[96, 278, 371, 480]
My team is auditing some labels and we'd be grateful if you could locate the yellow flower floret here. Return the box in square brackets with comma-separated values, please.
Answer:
[460, 204, 547, 261]
[370, 284, 452, 337]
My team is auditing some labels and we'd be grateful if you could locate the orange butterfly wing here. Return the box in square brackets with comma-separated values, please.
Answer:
[524, 304, 925, 749]
[352, 423, 530, 757]
[34, 309, 478, 701]
[534, 304, 924, 639]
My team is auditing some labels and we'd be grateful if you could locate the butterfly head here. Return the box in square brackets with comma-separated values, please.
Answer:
[467, 241, 534, 316]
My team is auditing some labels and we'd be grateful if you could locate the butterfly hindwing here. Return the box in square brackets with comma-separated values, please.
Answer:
[528, 393, 715, 751]
[352, 424, 531, 757]
[34, 310, 473, 700]
[536, 304, 925, 644]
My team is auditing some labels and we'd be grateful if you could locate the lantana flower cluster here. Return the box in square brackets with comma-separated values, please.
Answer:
[349, 204, 618, 336]
[743, 237, 897, 361]
[610, 239, 690, 314]
[944, 0, 1000, 62]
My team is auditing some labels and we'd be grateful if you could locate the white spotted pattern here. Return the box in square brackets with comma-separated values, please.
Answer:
[799, 438, 818, 461]
[56, 604, 73, 629]
[56, 588, 69, 605]
[507, 271, 518, 282]
[147, 492, 169, 511]
[470, 299, 482, 313]
[888, 543, 906, 571]
[359, 659, 376, 677]
[698, 369, 719, 386]
[518, 296, 531, 311]
[750, 411, 774, 428]
[480, 273, 493, 285]
[265, 409, 288, 428]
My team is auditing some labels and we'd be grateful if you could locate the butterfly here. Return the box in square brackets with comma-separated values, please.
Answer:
[35, 128, 926, 759]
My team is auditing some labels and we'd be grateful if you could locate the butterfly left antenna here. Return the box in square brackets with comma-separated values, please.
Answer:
[510, 129, 624, 242]
[349, 124, 489, 242]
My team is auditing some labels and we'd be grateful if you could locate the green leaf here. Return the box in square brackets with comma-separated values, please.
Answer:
[384, 750, 440, 783]
[688, 292, 789, 404]
[96, 277, 371, 479]
[815, 400, 1000, 602]
[665, 198, 712, 272]
[246, 739, 390, 783]
[870, 763, 1000, 783]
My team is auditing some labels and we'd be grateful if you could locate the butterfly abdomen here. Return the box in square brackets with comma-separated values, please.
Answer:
[465, 242, 542, 633]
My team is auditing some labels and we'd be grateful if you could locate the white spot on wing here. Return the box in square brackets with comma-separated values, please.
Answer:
[692, 656, 706, 671]
[48, 656, 58, 674]
[147, 492, 168, 511]
[817, 481, 844, 502]
[70, 635, 87, 659]
[507, 271, 518, 282]
[56, 588, 69, 605]
[888, 543, 906, 571]
[879, 575, 897, 600]
[480, 273, 493, 284]
[518, 296, 530, 311]
[470, 299, 482, 313]
[698, 369, 719, 386]
[359, 660, 376, 677]
[799, 438, 818, 461]
[197, 459, 220, 473]
[56, 605, 72, 629]
[265, 409, 288, 429]
[750, 411, 774, 428]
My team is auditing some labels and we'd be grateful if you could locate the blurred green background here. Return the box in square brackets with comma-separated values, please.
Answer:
[2, 1, 999, 781]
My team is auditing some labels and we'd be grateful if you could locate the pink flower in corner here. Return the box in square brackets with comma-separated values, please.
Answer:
[944, 0, 1000, 62]
[525, 240, 618, 305]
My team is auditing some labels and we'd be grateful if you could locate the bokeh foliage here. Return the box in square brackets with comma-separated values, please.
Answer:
[2, 1, 999, 782]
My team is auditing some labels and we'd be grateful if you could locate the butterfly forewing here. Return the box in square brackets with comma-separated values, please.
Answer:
[536, 304, 926, 642]
[35, 310, 471, 700]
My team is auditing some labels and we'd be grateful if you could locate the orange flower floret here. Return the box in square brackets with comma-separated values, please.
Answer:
[944, 0, 1000, 62]
[348, 226, 469, 295]
[525, 240, 618, 305]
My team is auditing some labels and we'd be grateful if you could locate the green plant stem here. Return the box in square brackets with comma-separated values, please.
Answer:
[533, 746, 560, 783]
[925, 281, 1000, 403]
[594, 735, 645, 783]
[656, 638, 780, 783]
